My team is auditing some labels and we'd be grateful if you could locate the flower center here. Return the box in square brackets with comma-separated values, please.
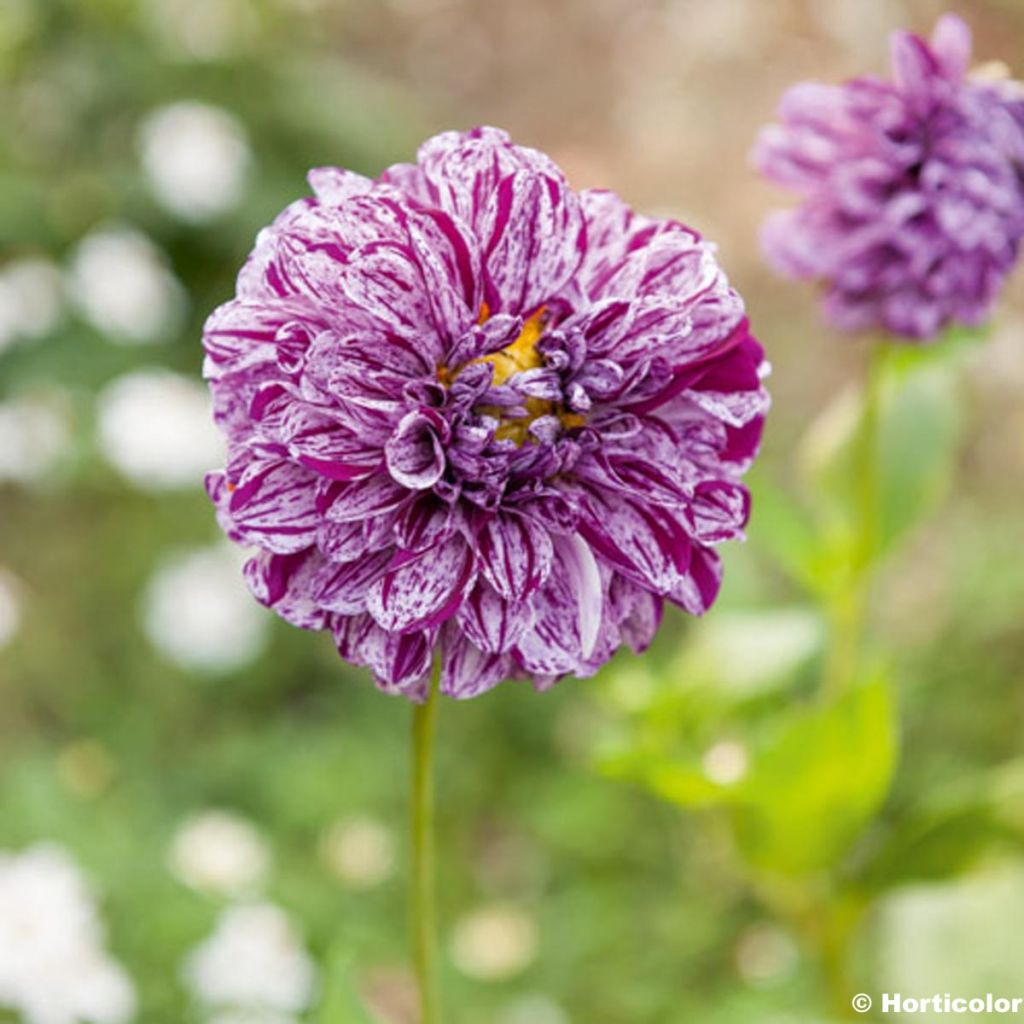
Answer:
[475, 305, 547, 386]
[473, 307, 553, 443]
[438, 305, 586, 446]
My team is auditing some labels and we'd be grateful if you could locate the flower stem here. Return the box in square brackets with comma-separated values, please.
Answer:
[411, 658, 441, 1024]
[823, 341, 887, 699]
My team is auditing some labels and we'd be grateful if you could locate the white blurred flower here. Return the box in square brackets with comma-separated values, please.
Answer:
[690, 608, 824, 695]
[702, 740, 748, 787]
[450, 902, 537, 981]
[880, 868, 1024, 994]
[734, 923, 799, 987]
[139, 102, 250, 223]
[207, 1012, 299, 1024]
[97, 368, 223, 490]
[0, 569, 22, 649]
[183, 904, 316, 1015]
[0, 258, 63, 352]
[170, 810, 270, 897]
[498, 994, 570, 1024]
[0, 843, 136, 1024]
[0, 392, 71, 484]
[67, 226, 185, 344]
[320, 816, 396, 890]
[142, 544, 269, 674]
[144, 0, 258, 61]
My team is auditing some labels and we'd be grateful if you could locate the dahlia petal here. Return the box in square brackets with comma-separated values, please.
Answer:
[667, 545, 723, 616]
[482, 169, 586, 312]
[360, 621, 435, 695]
[307, 166, 375, 204]
[322, 475, 409, 522]
[475, 513, 554, 600]
[385, 410, 448, 490]
[578, 491, 690, 594]
[336, 195, 479, 343]
[439, 625, 512, 699]
[514, 545, 594, 678]
[890, 30, 942, 111]
[316, 520, 371, 562]
[456, 580, 535, 654]
[366, 537, 476, 633]
[610, 575, 664, 653]
[394, 495, 459, 553]
[227, 459, 320, 553]
[244, 549, 327, 629]
[686, 481, 751, 544]
[416, 127, 585, 312]
[555, 533, 603, 659]
[333, 612, 377, 663]
[580, 450, 691, 507]
[313, 549, 394, 614]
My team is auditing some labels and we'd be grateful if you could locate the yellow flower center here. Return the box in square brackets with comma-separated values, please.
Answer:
[439, 305, 587, 445]
[475, 305, 547, 386]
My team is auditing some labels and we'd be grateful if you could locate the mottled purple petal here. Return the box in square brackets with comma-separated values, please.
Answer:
[475, 513, 554, 600]
[385, 410, 448, 489]
[366, 537, 476, 632]
[456, 579, 534, 654]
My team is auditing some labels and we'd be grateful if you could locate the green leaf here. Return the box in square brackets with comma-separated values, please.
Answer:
[746, 471, 823, 591]
[729, 676, 898, 877]
[875, 361, 963, 550]
[856, 805, 1016, 892]
[315, 945, 377, 1024]
[799, 354, 964, 561]
[857, 760, 1024, 892]
[596, 748, 731, 809]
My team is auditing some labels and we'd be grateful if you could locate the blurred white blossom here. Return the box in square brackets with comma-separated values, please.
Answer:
[0, 843, 136, 1024]
[498, 994, 570, 1024]
[702, 740, 749, 787]
[734, 923, 799, 987]
[0, 392, 71, 484]
[144, 0, 258, 61]
[67, 226, 185, 344]
[97, 368, 223, 490]
[183, 904, 316, 1015]
[207, 1012, 299, 1024]
[139, 102, 250, 222]
[0, 257, 62, 353]
[170, 810, 270, 897]
[0, 569, 23, 650]
[142, 544, 270, 674]
[320, 816, 396, 890]
[690, 608, 824, 695]
[450, 902, 537, 981]
[880, 869, 1024, 995]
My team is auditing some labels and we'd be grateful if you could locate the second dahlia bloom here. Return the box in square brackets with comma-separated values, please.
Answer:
[755, 14, 1024, 340]
[204, 128, 767, 699]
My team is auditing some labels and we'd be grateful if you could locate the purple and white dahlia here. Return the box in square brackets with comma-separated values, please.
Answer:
[203, 127, 768, 700]
[754, 14, 1024, 341]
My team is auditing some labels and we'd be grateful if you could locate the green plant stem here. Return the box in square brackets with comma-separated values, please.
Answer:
[823, 341, 888, 699]
[411, 659, 441, 1024]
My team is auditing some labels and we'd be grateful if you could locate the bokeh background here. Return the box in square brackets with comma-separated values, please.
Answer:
[2, 1, 1024, 1022]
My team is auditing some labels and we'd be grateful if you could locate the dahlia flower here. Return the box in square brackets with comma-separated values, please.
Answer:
[754, 14, 1024, 341]
[204, 127, 767, 699]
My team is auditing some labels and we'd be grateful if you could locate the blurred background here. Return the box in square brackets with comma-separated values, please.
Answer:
[2, 0, 1024, 1021]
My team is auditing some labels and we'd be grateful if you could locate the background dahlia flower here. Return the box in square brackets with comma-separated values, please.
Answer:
[204, 127, 768, 700]
[754, 14, 1024, 341]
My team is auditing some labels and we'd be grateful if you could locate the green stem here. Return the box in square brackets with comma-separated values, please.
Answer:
[411, 658, 441, 1024]
[823, 341, 888, 699]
